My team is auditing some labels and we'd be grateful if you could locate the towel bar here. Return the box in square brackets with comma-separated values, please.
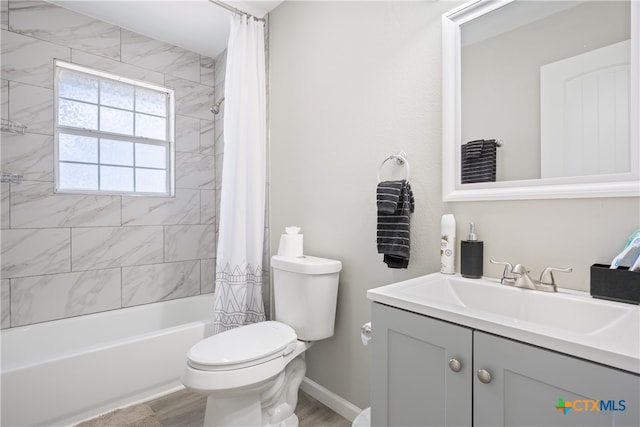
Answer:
[377, 152, 410, 183]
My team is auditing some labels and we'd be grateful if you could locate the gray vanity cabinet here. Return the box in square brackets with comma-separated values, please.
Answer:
[474, 331, 639, 427]
[371, 302, 640, 427]
[371, 302, 472, 426]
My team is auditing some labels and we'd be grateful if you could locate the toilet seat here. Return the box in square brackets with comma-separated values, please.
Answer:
[187, 321, 297, 371]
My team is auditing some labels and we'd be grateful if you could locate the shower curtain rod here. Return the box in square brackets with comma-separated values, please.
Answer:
[208, 0, 265, 22]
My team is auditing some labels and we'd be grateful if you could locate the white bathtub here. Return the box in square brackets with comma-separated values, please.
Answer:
[1, 293, 215, 427]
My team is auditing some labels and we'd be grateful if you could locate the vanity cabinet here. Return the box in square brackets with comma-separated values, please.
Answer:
[371, 302, 640, 427]
[370, 302, 472, 426]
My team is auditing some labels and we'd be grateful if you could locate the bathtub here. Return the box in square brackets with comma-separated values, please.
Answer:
[1, 293, 215, 427]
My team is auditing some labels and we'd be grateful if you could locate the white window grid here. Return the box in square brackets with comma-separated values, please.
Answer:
[54, 60, 175, 197]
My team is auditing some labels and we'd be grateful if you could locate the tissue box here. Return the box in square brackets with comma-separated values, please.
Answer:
[590, 264, 640, 305]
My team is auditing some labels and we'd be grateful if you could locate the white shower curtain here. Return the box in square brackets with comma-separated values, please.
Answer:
[212, 14, 267, 334]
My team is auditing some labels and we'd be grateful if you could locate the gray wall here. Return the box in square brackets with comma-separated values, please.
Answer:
[1, 0, 218, 328]
[269, 0, 640, 410]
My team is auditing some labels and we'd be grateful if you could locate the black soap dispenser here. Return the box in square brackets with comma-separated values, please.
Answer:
[461, 222, 483, 279]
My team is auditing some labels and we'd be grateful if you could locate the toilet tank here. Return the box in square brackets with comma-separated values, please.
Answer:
[271, 255, 342, 341]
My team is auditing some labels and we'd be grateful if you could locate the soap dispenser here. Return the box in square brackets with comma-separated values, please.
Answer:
[461, 222, 483, 279]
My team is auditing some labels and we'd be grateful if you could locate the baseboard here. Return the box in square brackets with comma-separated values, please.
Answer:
[300, 377, 363, 423]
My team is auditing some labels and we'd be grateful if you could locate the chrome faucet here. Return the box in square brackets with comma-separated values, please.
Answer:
[511, 264, 537, 290]
[490, 260, 573, 293]
[538, 266, 574, 292]
[489, 260, 516, 286]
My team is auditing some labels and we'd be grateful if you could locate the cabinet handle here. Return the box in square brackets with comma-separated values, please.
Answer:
[448, 358, 462, 372]
[477, 369, 492, 384]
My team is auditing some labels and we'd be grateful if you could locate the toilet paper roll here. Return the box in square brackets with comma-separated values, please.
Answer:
[278, 234, 303, 257]
[361, 322, 372, 346]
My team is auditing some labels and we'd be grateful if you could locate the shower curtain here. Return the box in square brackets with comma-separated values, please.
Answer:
[212, 14, 267, 334]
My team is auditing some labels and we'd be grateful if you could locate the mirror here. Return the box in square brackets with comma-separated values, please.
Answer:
[443, 0, 639, 201]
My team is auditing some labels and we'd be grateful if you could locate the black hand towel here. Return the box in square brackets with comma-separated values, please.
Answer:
[461, 139, 497, 183]
[376, 180, 415, 269]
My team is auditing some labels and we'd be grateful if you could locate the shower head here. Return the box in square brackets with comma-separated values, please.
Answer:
[210, 97, 225, 115]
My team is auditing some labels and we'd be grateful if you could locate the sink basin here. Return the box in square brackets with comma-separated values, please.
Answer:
[367, 273, 640, 374]
[399, 275, 631, 334]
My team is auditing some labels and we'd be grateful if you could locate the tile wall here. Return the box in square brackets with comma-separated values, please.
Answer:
[1, 0, 223, 328]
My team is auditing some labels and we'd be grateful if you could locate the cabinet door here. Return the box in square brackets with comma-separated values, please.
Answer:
[474, 332, 640, 427]
[371, 303, 472, 426]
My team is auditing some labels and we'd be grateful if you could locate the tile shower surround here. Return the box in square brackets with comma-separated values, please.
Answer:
[0, 0, 272, 329]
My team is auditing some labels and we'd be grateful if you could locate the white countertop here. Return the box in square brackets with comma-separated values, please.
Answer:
[367, 273, 640, 374]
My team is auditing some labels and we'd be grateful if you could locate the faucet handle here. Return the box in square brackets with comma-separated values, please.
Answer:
[490, 259, 514, 285]
[539, 267, 573, 286]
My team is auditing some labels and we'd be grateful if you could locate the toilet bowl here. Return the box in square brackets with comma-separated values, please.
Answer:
[182, 255, 341, 427]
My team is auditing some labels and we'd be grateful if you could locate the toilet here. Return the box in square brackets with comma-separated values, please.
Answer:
[182, 255, 342, 427]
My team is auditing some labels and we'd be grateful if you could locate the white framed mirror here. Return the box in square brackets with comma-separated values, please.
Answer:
[442, 0, 639, 201]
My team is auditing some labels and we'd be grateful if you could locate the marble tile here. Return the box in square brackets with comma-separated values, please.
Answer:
[72, 226, 164, 271]
[121, 30, 200, 83]
[200, 56, 214, 87]
[1, 182, 9, 229]
[10, 181, 121, 228]
[175, 152, 215, 190]
[10, 268, 121, 327]
[8, 81, 53, 135]
[214, 50, 226, 96]
[214, 225, 220, 257]
[0, 132, 53, 181]
[1, 279, 9, 329]
[175, 114, 201, 154]
[215, 181, 222, 231]
[164, 224, 215, 262]
[70, 50, 164, 86]
[200, 258, 216, 294]
[213, 51, 225, 146]
[1, 29, 71, 88]
[200, 119, 215, 155]
[200, 189, 216, 225]
[1, 79, 7, 119]
[215, 154, 224, 191]
[1, 228, 71, 279]
[165, 75, 213, 121]
[122, 261, 200, 307]
[214, 115, 224, 155]
[1, 0, 7, 30]
[122, 189, 200, 226]
[9, 1, 120, 60]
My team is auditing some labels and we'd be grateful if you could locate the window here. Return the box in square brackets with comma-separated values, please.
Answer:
[54, 61, 175, 196]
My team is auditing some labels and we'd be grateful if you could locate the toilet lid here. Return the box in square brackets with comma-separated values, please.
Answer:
[187, 321, 298, 371]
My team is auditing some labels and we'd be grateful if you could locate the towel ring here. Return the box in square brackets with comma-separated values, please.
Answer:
[377, 152, 410, 183]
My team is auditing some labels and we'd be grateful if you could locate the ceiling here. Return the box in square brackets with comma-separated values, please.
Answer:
[49, 0, 284, 58]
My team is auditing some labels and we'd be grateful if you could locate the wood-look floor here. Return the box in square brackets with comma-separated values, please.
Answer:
[78, 388, 352, 427]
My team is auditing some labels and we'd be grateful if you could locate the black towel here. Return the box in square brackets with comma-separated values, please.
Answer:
[461, 139, 498, 183]
[376, 180, 415, 269]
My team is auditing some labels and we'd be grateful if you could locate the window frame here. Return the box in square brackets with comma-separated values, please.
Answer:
[54, 60, 175, 197]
